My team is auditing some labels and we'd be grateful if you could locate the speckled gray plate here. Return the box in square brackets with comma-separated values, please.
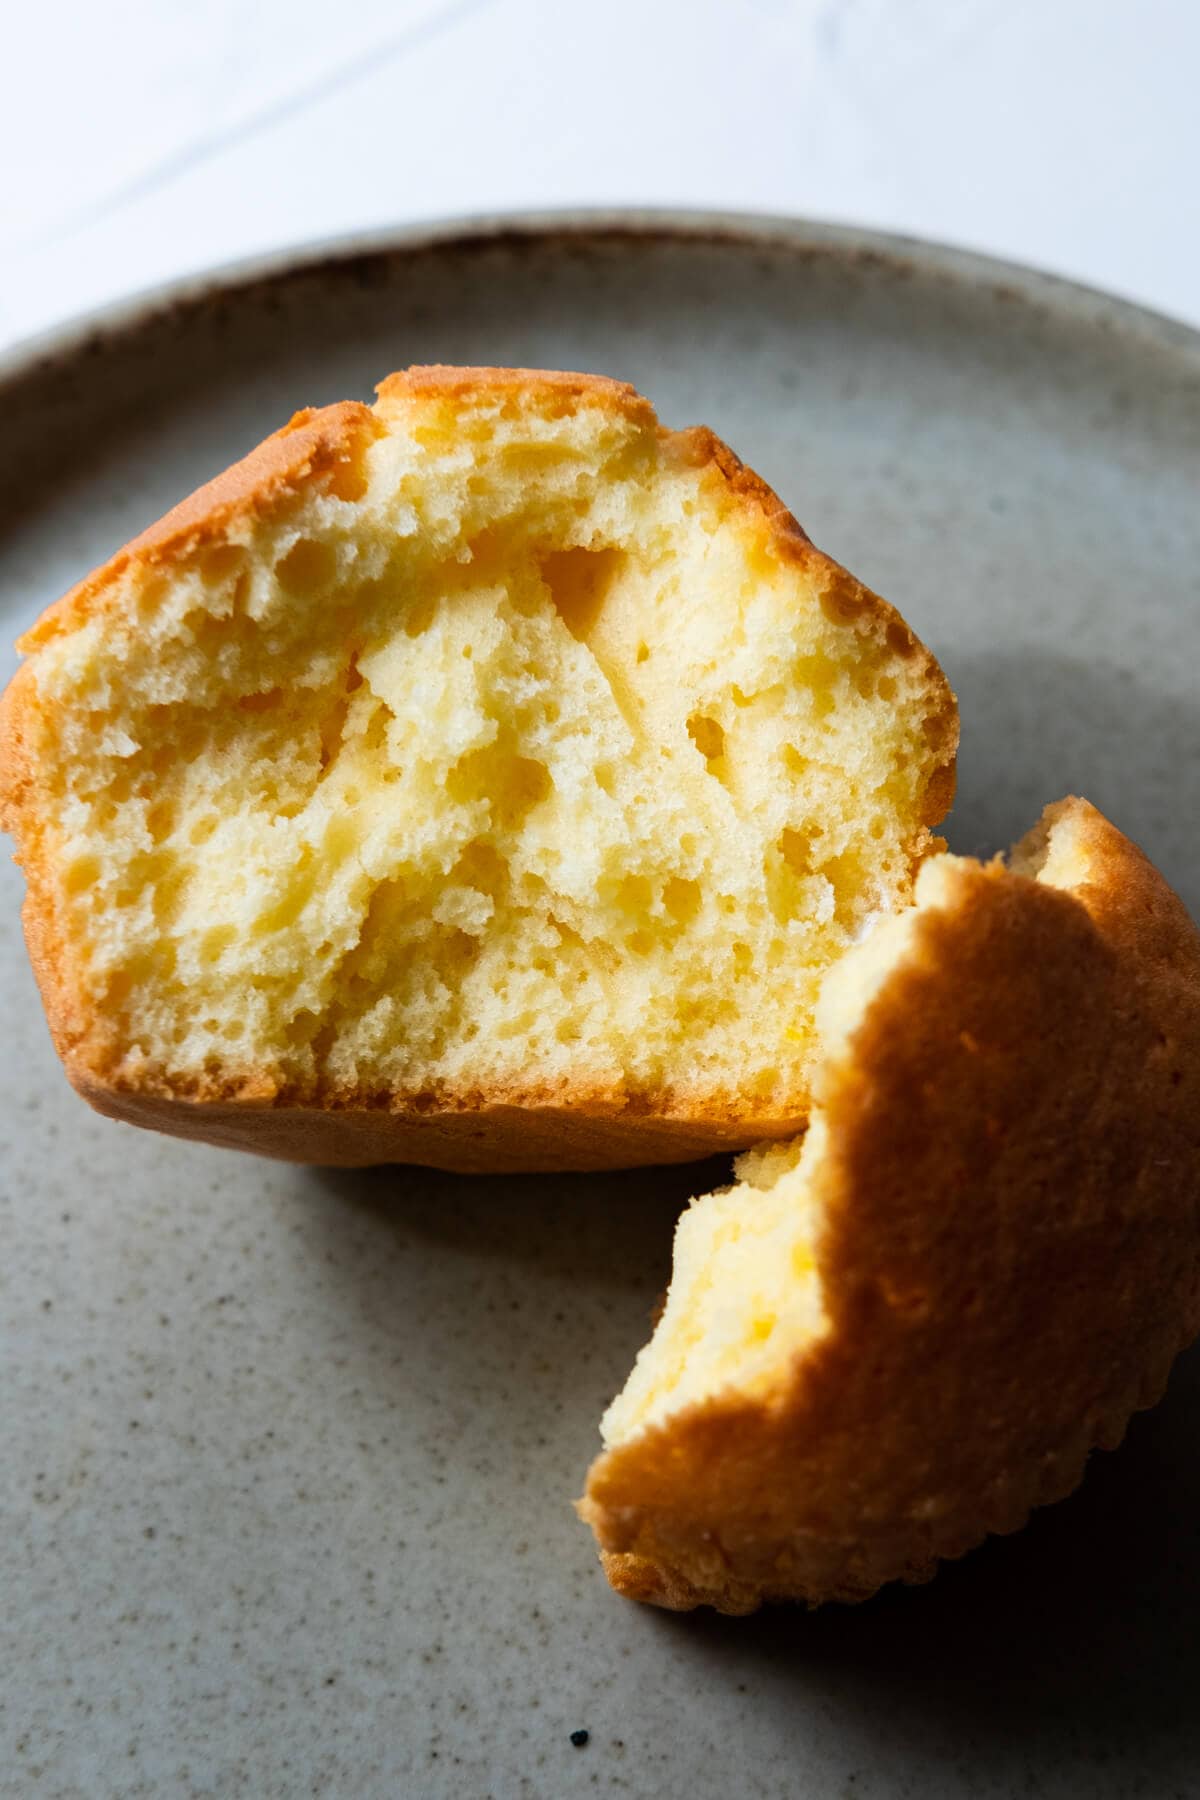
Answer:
[2, 214, 1199, 1800]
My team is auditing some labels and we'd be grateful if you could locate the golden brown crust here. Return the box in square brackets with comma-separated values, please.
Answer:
[376, 364, 656, 421]
[0, 666, 101, 1081]
[66, 1075, 809, 1175]
[16, 403, 384, 652]
[0, 366, 957, 1173]
[580, 799, 1200, 1609]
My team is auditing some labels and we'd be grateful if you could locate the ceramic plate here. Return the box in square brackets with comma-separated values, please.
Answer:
[2, 214, 1198, 1798]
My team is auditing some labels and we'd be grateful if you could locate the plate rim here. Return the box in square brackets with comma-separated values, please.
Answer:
[2, 206, 1199, 395]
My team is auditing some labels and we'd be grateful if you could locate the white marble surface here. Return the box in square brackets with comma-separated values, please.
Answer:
[4, 0, 1200, 355]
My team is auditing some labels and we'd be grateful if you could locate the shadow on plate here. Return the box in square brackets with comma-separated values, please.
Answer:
[664, 1339, 1200, 1780]
[945, 647, 1198, 917]
[302, 1159, 710, 1467]
[310, 1155, 721, 1291]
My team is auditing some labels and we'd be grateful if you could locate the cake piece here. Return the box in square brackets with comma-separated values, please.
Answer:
[0, 367, 955, 1171]
[580, 798, 1200, 1609]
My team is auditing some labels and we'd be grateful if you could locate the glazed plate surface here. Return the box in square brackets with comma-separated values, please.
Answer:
[2, 214, 1198, 1797]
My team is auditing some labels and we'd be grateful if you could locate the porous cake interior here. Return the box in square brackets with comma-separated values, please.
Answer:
[600, 1129, 831, 1442]
[598, 824, 1084, 1447]
[18, 381, 948, 1110]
